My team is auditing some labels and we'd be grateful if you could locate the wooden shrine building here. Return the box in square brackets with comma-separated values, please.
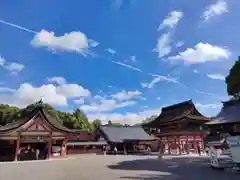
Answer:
[142, 100, 211, 155]
[97, 125, 157, 154]
[0, 101, 97, 161]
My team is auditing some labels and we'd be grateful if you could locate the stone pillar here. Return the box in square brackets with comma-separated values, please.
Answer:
[14, 136, 20, 161]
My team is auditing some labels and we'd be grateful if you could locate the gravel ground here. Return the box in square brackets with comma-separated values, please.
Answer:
[0, 155, 239, 180]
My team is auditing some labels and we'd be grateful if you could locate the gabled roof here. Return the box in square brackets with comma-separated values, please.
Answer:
[99, 126, 156, 143]
[143, 100, 211, 127]
[0, 104, 86, 134]
[206, 100, 240, 125]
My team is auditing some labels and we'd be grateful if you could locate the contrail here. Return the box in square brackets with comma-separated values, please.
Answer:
[0, 20, 224, 101]
[111, 61, 142, 72]
[0, 19, 37, 34]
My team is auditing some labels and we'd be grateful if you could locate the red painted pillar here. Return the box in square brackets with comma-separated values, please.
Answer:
[167, 136, 171, 154]
[14, 136, 20, 161]
[178, 136, 181, 155]
[186, 136, 189, 154]
[193, 135, 197, 154]
[48, 136, 52, 159]
[201, 134, 204, 149]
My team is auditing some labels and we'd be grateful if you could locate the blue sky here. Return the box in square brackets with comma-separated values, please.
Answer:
[0, 0, 238, 124]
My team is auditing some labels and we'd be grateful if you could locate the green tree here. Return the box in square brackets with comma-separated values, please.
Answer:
[143, 115, 157, 123]
[0, 102, 92, 131]
[0, 104, 20, 125]
[226, 57, 240, 98]
[92, 119, 102, 130]
[72, 108, 91, 130]
[107, 120, 122, 126]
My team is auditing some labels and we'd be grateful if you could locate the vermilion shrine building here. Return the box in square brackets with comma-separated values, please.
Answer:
[0, 103, 98, 161]
[142, 100, 211, 154]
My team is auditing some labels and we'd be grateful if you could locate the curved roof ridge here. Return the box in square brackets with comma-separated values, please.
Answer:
[161, 99, 192, 111]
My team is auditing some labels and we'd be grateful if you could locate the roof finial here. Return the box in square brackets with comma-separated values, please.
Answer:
[40, 97, 44, 103]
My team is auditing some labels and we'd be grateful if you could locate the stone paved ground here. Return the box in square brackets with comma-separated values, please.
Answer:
[0, 155, 239, 180]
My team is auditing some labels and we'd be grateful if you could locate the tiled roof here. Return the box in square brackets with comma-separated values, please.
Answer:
[0, 106, 87, 134]
[99, 126, 156, 143]
[206, 100, 240, 125]
[143, 100, 210, 127]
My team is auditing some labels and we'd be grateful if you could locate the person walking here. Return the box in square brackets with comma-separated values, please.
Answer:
[197, 143, 201, 156]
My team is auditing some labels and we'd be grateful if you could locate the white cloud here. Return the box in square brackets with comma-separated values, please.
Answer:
[88, 39, 99, 47]
[168, 42, 230, 64]
[87, 107, 161, 125]
[73, 98, 85, 105]
[80, 89, 142, 113]
[0, 56, 25, 73]
[57, 83, 90, 98]
[0, 56, 5, 66]
[158, 10, 183, 31]
[203, 0, 228, 21]
[31, 30, 89, 55]
[0, 77, 91, 107]
[105, 48, 116, 55]
[93, 95, 105, 100]
[141, 77, 162, 89]
[154, 33, 172, 58]
[196, 90, 228, 101]
[111, 90, 142, 101]
[193, 69, 199, 73]
[130, 56, 136, 62]
[207, 74, 225, 80]
[15, 83, 67, 106]
[5, 63, 25, 72]
[80, 99, 136, 113]
[47, 76, 66, 85]
[176, 41, 184, 48]
[47, 76, 91, 98]
[196, 102, 222, 109]
[0, 87, 16, 93]
[142, 74, 182, 89]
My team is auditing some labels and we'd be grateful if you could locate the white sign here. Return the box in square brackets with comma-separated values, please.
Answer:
[227, 136, 240, 163]
[209, 147, 219, 167]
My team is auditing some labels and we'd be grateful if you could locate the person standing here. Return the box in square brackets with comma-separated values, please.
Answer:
[197, 143, 201, 156]
[113, 146, 118, 155]
[36, 149, 40, 160]
[103, 145, 106, 156]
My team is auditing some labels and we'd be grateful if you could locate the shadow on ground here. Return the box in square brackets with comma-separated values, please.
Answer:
[108, 156, 239, 180]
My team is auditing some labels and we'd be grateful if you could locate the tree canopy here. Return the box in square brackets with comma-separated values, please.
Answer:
[92, 119, 102, 130]
[225, 56, 240, 98]
[0, 103, 93, 130]
[0, 102, 157, 129]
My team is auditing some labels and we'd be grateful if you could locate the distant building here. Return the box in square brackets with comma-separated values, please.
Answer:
[142, 100, 211, 155]
[97, 125, 157, 154]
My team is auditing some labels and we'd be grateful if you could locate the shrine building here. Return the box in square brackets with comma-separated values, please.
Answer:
[142, 100, 211, 155]
[0, 102, 99, 161]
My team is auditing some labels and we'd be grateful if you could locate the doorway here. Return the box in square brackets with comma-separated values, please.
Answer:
[19, 142, 48, 161]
